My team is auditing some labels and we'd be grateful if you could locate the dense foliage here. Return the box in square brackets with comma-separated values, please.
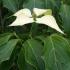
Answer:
[0, 0, 70, 70]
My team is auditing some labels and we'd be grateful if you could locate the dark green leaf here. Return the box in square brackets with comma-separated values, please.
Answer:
[60, 4, 70, 34]
[3, 0, 18, 12]
[23, 39, 44, 70]
[62, 0, 70, 5]
[42, 34, 70, 70]
[45, 0, 61, 10]
[0, 39, 19, 64]
[0, 33, 13, 46]
[18, 47, 36, 70]
[3, 0, 24, 12]
[0, 61, 11, 70]
[23, 0, 44, 10]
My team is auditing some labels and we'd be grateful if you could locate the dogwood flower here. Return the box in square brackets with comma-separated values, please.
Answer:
[9, 8, 64, 34]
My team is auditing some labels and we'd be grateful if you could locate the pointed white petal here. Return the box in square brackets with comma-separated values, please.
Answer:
[33, 8, 47, 16]
[9, 9, 34, 26]
[36, 15, 64, 34]
[14, 8, 32, 17]
[9, 16, 34, 26]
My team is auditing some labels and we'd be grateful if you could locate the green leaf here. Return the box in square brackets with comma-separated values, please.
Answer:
[23, 39, 44, 70]
[0, 39, 19, 64]
[23, 0, 44, 10]
[42, 34, 70, 70]
[62, 0, 70, 5]
[18, 47, 36, 70]
[60, 4, 70, 34]
[18, 46, 25, 70]
[45, 0, 61, 10]
[0, 61, 12, 70]
[3, 0, 17, 12]
[0, 33, 13, 46]
[3, 0, 24, 12]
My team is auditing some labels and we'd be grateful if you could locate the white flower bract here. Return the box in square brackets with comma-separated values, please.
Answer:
[36, 15, 64, 34]
[13, 8, 32, 17]
[9, 16, 34, 26]
[9, 8, 64, 34]
[33, 8, 47, 16]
